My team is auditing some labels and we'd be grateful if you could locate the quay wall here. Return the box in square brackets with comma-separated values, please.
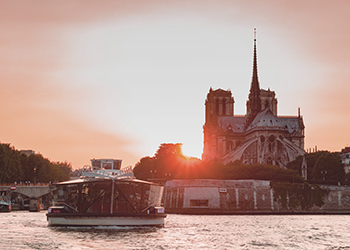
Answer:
[164, 179, 350, 214]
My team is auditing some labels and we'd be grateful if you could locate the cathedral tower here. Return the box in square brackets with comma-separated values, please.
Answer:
[202, 88, 235, 161]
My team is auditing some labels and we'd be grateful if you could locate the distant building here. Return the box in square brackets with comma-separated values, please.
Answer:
[202, 31, 305, 168]
[340, 147, 350, 173]
[20, 150, 35, 156]
[301, 155, 307, 180]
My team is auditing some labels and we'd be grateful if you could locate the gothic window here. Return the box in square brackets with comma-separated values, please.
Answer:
[260, 135, 265, 143]
[222, 98, 226, 115]
[265, 100, 269, 109]
[268, 135, 275, 153]
[215, 98, 219, 115]
[227, 141, 234, 152]
[277, 141, 284, 153]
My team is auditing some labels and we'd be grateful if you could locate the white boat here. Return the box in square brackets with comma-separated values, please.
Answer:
[46, 159, 166, 227]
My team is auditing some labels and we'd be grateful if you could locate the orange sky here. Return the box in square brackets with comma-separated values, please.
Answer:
[1, 1, 349, 169]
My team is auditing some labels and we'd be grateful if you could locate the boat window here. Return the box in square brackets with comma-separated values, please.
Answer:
[52, 181, 164, 214]
[91, 159, 122, 170]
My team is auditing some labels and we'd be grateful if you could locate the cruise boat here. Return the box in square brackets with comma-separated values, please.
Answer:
[46, 159, 166, 227]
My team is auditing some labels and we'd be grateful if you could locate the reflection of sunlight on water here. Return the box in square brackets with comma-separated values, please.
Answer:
[52, 225, 158, 233]
[50, 225, 159, 242]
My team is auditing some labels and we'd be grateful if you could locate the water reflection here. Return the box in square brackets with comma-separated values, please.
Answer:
[2, 212, 350, 249]
[51, 225, 158, 234]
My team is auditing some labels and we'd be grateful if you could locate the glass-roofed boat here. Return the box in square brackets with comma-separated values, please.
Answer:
[46, 159, 166, 226]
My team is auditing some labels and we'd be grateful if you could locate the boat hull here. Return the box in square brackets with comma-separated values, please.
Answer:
[46, 213, 166, 227]
[0, 203, 11, 212]
[0, 207, 11, 212]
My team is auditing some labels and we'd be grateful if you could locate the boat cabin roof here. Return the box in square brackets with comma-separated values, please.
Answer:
[56, 177, 161, 186]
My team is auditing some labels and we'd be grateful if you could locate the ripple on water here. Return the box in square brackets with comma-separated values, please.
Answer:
[2, 212, 350, 249]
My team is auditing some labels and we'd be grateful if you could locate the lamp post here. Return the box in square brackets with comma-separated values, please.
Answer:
[321, 170, 327, 181]
[150, 170, 156, 179]
[34, 167, 37, 185]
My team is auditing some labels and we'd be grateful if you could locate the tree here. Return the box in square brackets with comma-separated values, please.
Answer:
[52, 161, 72, 182]
[133, 157, 156, 180]
[216, 162, 304, 182]
[0, 142, 72, 183]
[154, 143, 183, 160]
[287, 151, 345, 182]
[0, 144, 23, 183]
[133, 143, 201, 180]
[133, 143, 303, 182]
[312, 152, 344, 182]
[22, 154, 72, 183]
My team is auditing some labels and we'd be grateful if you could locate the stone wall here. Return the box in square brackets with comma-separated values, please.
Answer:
[164, 179, 350, 214]
[314, 185, 350, 212]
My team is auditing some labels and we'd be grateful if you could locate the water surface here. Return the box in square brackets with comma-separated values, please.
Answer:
[1, 211, 350, 249]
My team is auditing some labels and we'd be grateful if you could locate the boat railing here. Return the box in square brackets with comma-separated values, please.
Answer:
[82, 165, 93, 172]
[81, 165, 134, 180]
[141, 204, 157, 213]
[63, 202, 79, 212]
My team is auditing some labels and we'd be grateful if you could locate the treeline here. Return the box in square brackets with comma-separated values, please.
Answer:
[134, 143, 303, 182]
[134, 143, 346, 184]
[0, 143, 71, 184]
[286, 150, 345, 183]
[134, 143, 340, 210]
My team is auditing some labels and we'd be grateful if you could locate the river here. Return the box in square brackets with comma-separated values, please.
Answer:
[1, 211, 350, 249]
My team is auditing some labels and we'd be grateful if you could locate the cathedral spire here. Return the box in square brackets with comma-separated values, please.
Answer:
[245, 28, 262, 128]
[251, 28, 260, 95]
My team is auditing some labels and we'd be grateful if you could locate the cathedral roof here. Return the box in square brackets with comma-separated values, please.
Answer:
[247, 108, 301, 133]
[216, 109, 302, 134]
[247, 108, 279, 129]
[218, 116, 245, 133]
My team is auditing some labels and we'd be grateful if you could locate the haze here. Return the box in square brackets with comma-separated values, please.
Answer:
[0, 0, 349, 169]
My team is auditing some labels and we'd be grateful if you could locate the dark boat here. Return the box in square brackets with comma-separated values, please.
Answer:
[0, 198, 11, 212]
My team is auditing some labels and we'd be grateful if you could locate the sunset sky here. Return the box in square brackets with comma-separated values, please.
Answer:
[1, 1, 349, 169]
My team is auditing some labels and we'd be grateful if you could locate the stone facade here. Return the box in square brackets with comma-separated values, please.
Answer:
[340, 147, 350, 173]
[164, 179, 350, 214]
[202, 35, 305, 168]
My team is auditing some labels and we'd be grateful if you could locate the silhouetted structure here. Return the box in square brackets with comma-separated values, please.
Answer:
[202, 29, 305, 168]
[340, 147, 350, 173]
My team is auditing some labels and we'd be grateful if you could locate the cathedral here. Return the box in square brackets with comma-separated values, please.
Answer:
[202, 32, 305, 168]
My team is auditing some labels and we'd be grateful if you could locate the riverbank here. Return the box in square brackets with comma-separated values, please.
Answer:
[164, 179, 350, 214]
